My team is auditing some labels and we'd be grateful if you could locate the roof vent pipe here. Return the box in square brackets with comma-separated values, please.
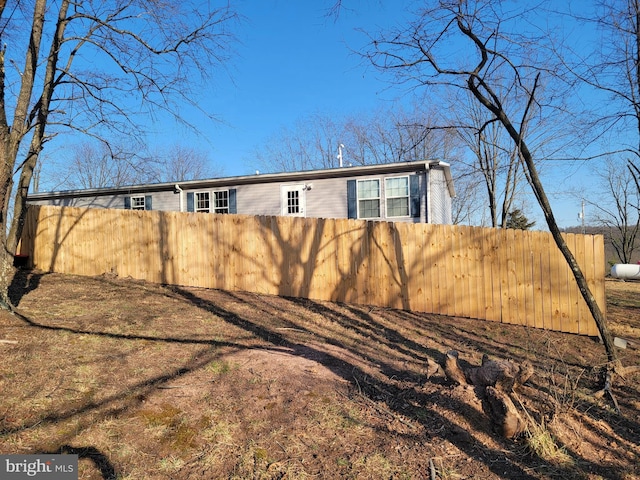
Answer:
[174, 184, 183, 212]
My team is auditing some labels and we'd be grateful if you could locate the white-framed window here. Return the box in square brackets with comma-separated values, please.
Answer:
[195, 191, 210, 213]
[213, 190, 229, 214]
[385, 176, 410, 217]
[287, 189, 300, 214]
[187, 189, 236, 214]
[130, 196, 146, 211]
[357, 179, 380, 218]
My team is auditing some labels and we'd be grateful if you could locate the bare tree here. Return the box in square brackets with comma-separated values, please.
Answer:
[344, 104, 461, 165]
[568, 0, 640, 173]
[364, 0, 625, 388]
[255, 104, 462, 172]
[147, 144, 221, 183]
[66, 141, 147, 189]
[450, 167, 485, 225]
[0, 0, 238, 308]
[590, 158, 640, 263]
[568, 0, 640, 264]
[57, 140, 221, 190]
[455, 94, 525, 227]
[254, 113, 344, 172]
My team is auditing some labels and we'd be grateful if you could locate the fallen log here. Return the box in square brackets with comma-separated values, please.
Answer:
[468, 354, 533, 392]
[443, 350, 532, 391]
[440, 350, 532, 438]
[485, 386, 526, 438]
[443, 350, 468, 385]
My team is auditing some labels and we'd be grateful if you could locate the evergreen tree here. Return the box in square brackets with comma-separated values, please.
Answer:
[506, 209, 536, 230]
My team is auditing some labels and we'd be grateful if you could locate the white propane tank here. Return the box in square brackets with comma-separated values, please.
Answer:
[610, 264, 640, 280]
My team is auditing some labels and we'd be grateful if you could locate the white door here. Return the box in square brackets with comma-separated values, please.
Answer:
[280, 185, 306, 217]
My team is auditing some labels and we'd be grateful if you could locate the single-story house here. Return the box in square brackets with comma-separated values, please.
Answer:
[27, 160, 456, 224]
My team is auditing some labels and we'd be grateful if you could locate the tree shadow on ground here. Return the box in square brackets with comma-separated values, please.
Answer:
[50, 445, 117, 480]
[6, 272, 638, 479]
[8, 269, 45, 307]
[169, 285, 614, 480]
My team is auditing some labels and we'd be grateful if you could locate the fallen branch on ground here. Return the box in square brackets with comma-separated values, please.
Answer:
[440, 350, 533, 438]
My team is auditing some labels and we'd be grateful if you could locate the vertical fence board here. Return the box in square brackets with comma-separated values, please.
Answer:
[430, 224, 444, 316]
[329, 218, 341, 302]
[328, 217, 342, 302]
[462, 226, 475, 319]
[449, 225, 461, 317]
[452, 226, 465, 317]
[495, 229, 509, 324]
[593, 235, 606, 336]
[583, 235, 603, 336]
[506, 229, 520, 325]
[441, 224, 455, 317]
[514, 229, 527, 326]
[549, 239, 564, 332]
[426, 224, 442, 315]
[574, 234, 587, 332]
[556, 234, 572, 333]
[352, 220, 368, 305]
[530, 232, 544, 330]
[419, 224, 434, 314]
[564, 234, 580, 333]
[397, 223, 412, 310]
[537, 232, 551, 331]
[388, 222, 402, 309]
[406, 223, 424, 312]
[467, 227, 482, 321]
[481, 227, 498, 322]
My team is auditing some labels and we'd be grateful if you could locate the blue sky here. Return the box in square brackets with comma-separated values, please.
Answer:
[155, 1, 410, 175]
[123, 1, 600, 229]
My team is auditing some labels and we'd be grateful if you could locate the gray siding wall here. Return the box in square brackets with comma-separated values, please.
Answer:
[28, 195, 123, 209]
[28, 191, 180, 211]
[234, 183, 280, 216]
[147, 191, 180, 211]
[233, 178, 347, 218]
[28, 170, 447, 224]
[428, 168, 452, 225]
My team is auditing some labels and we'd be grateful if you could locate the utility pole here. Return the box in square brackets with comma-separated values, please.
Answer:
[578, 199, 585, 234]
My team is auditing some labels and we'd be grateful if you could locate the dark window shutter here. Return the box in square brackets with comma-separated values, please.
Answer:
[410, 175, 420, 218]
[347, 180, 357, 219]
[186, 192, 194, 212]
[229, 188, 237, 214]
[124, 197, 131, 210]
[145, 195, 152, 210]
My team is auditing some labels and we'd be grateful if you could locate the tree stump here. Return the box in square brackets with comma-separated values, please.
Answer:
[441, 350, 531, 438]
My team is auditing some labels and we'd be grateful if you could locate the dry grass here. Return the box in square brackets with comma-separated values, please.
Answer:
[0, 272, 639, 479]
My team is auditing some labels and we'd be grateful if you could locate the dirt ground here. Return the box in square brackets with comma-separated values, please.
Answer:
[0, 270, 639, 479]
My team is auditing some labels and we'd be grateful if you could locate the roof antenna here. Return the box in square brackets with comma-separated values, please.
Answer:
[337, 144, 345, 168]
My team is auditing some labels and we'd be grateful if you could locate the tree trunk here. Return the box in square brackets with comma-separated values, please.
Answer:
[0, 249, 14, 310]
[463, 63, 621, 371]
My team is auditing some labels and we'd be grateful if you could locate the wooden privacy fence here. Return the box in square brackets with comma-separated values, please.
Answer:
[20, 205, 605, 336]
